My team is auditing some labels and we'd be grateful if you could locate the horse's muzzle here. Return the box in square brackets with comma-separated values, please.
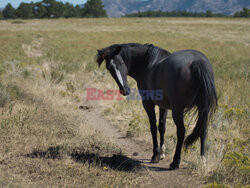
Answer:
[120, 87, 130, 96]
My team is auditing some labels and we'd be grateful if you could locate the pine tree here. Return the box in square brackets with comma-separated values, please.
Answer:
[33, 2, 47, 18]
[82, 0, 107, 18]
[234, 8, 250, 18]
[206, 10, 213, 17]
[42, 0, 65, 18]
[63, 3, 76, 18]
[53, 1, 65, 18]
[3, 3, 16, 19]
[16, 3, 34, 19]
[74, 5, 82, 18]
[240, 8, 250, 17]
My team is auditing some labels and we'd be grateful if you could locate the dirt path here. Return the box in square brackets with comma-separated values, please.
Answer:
[81, 101, 203, 188]
[16, 72, 203, 187]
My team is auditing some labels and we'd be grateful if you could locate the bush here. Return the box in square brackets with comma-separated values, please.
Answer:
[127, 113, 148, 137]
[223, 152, 249, 182]
[208, 138, 250, 186]
[66, 82, 76, 93]
[0, 85, 10, 107]
[6, 84, 22, 100]
[204, 182, 230, 188]
[0, 104, 32, 131]
[50, 70, 64, 84]
[22, 69, 31, 78]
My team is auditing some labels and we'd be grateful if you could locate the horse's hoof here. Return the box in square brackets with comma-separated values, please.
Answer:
[202, 156, 207, 167]
[151, 154, 160, 163]
[160, 145, 165, 160]
[151, 158, 160, 163]
[160, 153, 165, 160]
[169, 162, 179, 170]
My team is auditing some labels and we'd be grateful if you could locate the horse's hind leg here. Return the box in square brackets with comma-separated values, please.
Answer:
[142, 101, 160, 163]
[199, 109, 209, 167]
[159, 108, 168, 160]
[200, 127, 208, 167]
[170, 109, 185, 170]
[200, 126, 208, 156]
[199, 109, 209, 156]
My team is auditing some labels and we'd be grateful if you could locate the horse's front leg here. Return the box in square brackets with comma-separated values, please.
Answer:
[159, 108, 168, 160]
[142, 101, 160, 163]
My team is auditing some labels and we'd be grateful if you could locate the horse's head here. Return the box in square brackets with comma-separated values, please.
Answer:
[96, 45, 130, 96]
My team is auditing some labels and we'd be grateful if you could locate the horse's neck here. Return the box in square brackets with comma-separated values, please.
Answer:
[127, 48, 150, 80]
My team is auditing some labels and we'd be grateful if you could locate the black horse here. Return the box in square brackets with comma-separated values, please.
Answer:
[96, 43, 217, 169]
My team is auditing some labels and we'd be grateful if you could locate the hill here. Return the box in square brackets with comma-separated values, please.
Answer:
[102, 0, 250, 17]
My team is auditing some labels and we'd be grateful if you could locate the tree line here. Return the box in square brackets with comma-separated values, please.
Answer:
[0, 1, 249, 19]
[233, 8, 250, 17]
[125, 8, 250, 18]
[0, 0, 107, 19]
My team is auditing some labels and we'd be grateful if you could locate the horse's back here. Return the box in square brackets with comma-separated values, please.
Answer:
[151, 49, 212, 109]
[166, 49, 210, 68]
[160, 49, 212, 83]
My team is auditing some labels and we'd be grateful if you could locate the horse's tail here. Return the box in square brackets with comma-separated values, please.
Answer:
[184, 60, 217, 148]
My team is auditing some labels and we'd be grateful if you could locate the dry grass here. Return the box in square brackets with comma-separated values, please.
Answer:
[0, 79, 149, 187]
[0, 17, 249, 187]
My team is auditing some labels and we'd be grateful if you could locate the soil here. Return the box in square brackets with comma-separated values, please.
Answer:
[80, 101, 204, 188]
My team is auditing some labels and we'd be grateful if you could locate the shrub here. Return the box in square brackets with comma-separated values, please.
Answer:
[66, 82, 76, 93]
[22, 69, 31, 78]
[204, 182, 230, 188]
[50, 70, 64, 84]
[127, 113, 148, 137]
[6, 84, 22, 100]
[208, 139, 250, 186]
[0, 85, 10, 107]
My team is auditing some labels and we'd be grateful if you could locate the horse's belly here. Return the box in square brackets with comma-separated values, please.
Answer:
[152, 95, 172, 109]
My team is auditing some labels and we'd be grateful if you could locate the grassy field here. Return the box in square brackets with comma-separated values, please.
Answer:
[0, 18, 249, 187]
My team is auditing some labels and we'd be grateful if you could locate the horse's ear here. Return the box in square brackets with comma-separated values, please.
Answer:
[96, 45, 121, 67]
[96, 49, 105, 67]
[110, 45, 121, 57]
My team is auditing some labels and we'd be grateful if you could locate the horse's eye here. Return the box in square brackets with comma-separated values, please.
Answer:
[107, 63, 111, 70]
[107, 62, 114, 70]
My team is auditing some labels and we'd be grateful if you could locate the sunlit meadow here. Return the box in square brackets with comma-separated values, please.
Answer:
[0, 18, 249, 187]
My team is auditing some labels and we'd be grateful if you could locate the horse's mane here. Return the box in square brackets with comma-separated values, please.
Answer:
[144, 44, 171, 66]
[96, 43, 171, 67]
